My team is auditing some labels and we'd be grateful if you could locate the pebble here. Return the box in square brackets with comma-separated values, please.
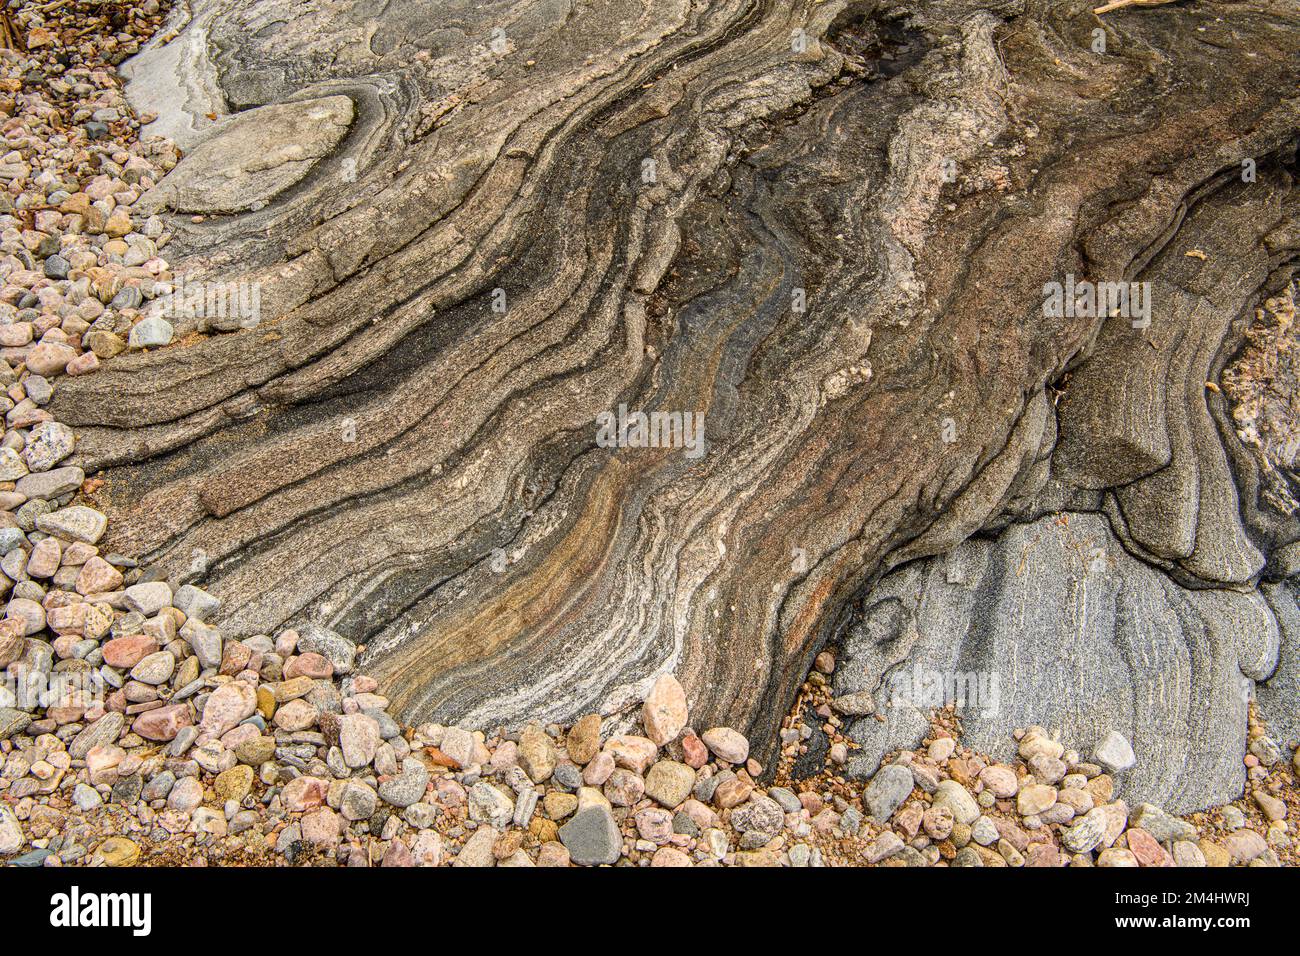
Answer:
[72, 783, 103, 811]
[35, 505, 108, 543]
[378, 761, 429, 808]
[174, 583, 222, 622]
[923, 804, 954, 840]
[1249, 736, 1281, 767]
[123, 581, 172, 615]
[282, 776, 327, 812]
[130, 650, 175, 685]
[182, 621, 223, 669]
[932, 779, 980, 825]
[301, 808, 340, 846]
[1026, 843, 1061, 867]
[700, 727, 749, 764]
[1093, 730, 1136, 773]
[168, 776, 203, 812]
[558, 804, 621, 866]
[644, 759, 695, 809]
[132, 703, 192, 741]
[453, 827, 497, 867]
[652, 846, 692, 867]
[530, 841, 566, 867]
[1097, 847, 1139, 867]
[642, 673, 688, 745]
[971, 815, 999, 846]
[635, 807, 674, 843]
[928, 736, 956, 762]
[864, 762, 914, 822]
[127, 316, 174, 349]
[551, 762, 582, 791]
[1172, 840, 1207, 867]
[604, 768, 645, 807]
[1017, 784, 1057, 816]
[566, 714, 602, 764]
[1254, 790, 1286, 822]
[142, 771, 176, 802]
[98, 837, 140, 868]
[517, 723, 556, 782]
[513, 789, 539, 827]
[338, 712, 381, 768]
[1126, 827, 1173, 866]
[1061, 806, 1108, 854]
[468, 781, 515, 829]
[681, 731, 708, 768]
[544, 791, 578, 820]
[604, 734, 658, 774]
[731, 795, 784, 839]
[1018, 727, 1064, 762]
[0, 805, 22, 854]
[15, 466, 84, 500]
[27, 342, 76, 376]
[1225, 828, 1267, 863]
[214, 765, 254, 803]
[296, 623, 356, 674]
[769, 786, 802, 814]
[69, 712, 125, 759]
[1129, 803, 1197, 843]
[202, 682, 259, 737]
[0, 448, 26, 481]
[582, 750, 615, 786]
[102, 634, 157, 668]
[864, 831, 904, 863]
[438, 726, 477, 769]
[22, 421, 75, 472]
[26, 536, 61, 578]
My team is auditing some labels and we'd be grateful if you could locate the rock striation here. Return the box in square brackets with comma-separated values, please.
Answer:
[40, 0, 1300, 800]
[832, 512, 1282, 812]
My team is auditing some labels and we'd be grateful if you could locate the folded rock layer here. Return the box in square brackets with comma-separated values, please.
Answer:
[49, 0, 1300, 793]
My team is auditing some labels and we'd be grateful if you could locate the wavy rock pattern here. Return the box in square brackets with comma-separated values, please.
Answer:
[47, 0, 1300, 786]
[833, 513, 1279, 812]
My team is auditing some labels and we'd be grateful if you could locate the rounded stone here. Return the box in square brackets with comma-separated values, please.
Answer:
[98, 837, 140, 867]
[644, 760, 695, 809]
[214, 765, 254, 803]
[642, 673, 688, 745]
[130, 650, 176, 686]
[700, 727, 749, 764]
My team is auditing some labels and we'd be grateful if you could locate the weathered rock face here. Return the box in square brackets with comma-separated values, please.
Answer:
[49, 0, 1300, 785]
[831, 512, 1281, 812]
[136, 96, 355, 215]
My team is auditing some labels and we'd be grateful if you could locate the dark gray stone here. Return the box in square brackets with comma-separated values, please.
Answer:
[863, 763, 914, 823]
[558, 805, 621, 866]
